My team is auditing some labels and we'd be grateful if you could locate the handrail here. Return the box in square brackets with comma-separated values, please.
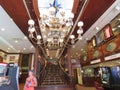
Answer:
[58, 59, 69, 76]
[58, 59, 71, 85]
[39, 59, 47, 74]
[37, 58, 47, 86]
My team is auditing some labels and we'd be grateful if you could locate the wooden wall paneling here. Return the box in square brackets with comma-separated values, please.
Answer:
[117, 34, 120, 50]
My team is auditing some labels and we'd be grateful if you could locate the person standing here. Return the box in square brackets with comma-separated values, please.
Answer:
[24, 70, 37, 90]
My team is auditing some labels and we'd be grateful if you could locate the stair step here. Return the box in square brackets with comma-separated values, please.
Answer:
[40, 65, 65, 86]
[35, 85, 75, 90]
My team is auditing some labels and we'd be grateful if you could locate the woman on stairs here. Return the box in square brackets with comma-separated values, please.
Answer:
[24, 70, 37, 90]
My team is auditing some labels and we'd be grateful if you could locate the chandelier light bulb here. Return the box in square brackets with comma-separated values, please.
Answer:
[69, 12, 74, 19]
[59, 38, 64, 43]
[29, 27, 35, 33]
[47, 38, 52, 42]
[70, 35, 75, 39]
[37, 40, 41, 44]
[71, 40, 75, 44]
[78, 36, 82, 40]
[37, 35, 41, 40]
[28, 19, 35, 25]
[43, 35, 47, 39]
[49, 7, 56, 15]
[78, 21, 84, 27]
[60, 9, 65, 17]
[77, 29, 83, 34]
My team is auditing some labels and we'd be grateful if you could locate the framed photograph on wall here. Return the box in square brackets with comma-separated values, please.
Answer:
[96, 30, 105, 45]
[103, 24, 113, 40]
[9, 56, 15, 61]
[91, 36, 97, 47]
[96, 24, 113, 46]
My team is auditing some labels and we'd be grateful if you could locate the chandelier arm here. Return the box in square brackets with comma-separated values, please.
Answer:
[29, 36, 46, 45]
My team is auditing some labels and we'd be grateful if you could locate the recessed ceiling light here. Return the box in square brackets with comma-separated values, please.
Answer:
[30, 46, 33, 48]
[76, 53, 78, 55]
[115, 6, 120, 11]
[95, 27, 99, 30]
[118, 25, 120, 28]
[86, 38, 89, 40]
[15, 40, 18, 43]
[81, 49, 83, 51]
[10, 18, 13, 21]
[23, 48, 26, 50]
[1, 28, 5, 31]
[24, 36, 27, 40]
[18, 50, 20, 52]
[112, 28, 116, 31]
[10, 45, 13, 48]
[8, 48, 10, 50]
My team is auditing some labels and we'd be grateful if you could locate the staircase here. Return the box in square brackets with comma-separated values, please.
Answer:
[35, 64, 75, 90]
[41, 64, 64, 86]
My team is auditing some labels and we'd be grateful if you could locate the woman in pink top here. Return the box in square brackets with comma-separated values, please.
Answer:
[24, 70, 37, 90]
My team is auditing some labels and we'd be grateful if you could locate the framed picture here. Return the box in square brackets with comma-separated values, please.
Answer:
[96, 30, 104, 45]
[9, 56, 15, 61]
[91, 36, 97, 47]
[96, 24, 113, 46]
[103, 24, 113, 39]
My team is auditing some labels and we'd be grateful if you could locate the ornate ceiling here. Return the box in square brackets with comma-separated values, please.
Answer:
[0, 0, 117, 59]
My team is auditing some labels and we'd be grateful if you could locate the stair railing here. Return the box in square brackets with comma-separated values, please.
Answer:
[37, 58, 47, 86]
[58, 59, 72, 86]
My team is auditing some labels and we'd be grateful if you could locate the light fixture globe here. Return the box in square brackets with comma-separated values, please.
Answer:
[78, 21, 84, 27]
[70, 35, 75, 39]
[59, 9, 65, 17]
[69, 12, 74, 19]
[28, 27, 35, 33]
[37, 35, 41, 40]
[28, 19, 35, 25]
[59, 38, 64, 43]
[77, 29, 83, 34]
[49, 7, 56, 15]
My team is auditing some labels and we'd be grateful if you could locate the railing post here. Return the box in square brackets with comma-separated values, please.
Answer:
[67, 46, 73, 87]
[34, 46, 39, 75]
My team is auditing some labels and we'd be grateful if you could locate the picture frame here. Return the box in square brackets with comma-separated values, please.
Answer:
[9, 56, 15, 61]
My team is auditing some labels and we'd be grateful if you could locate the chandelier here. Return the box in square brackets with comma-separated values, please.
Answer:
[28, 0, 84, 50]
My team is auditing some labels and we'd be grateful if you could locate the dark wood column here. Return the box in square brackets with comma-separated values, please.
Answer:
[67, 46, 73, 86]
[29, 53, 33, 70]
[34, 46, 39, 75]
[18, 53, 22, 66]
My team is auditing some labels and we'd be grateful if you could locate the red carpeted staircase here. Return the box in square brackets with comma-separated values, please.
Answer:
[35, 64, 75, 90]
[41, 64, 64, 86]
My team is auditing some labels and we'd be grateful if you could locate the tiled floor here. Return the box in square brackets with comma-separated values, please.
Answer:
[76, 84, 95, 90]
[19, 83, 24, 90]
[19, 83, 95, 90]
